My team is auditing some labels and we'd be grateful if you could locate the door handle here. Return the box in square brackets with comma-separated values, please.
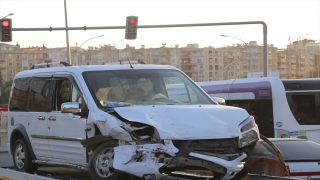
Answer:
[48, 116, 56, 121]
[38, 116, 45, 120]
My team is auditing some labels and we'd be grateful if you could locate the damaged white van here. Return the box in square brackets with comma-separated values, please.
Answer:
[7, 62, 270, 180]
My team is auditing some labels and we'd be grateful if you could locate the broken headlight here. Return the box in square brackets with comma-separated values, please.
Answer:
[238, 117, 260, 148]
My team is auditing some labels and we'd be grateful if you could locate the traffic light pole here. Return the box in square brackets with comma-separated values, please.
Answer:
[12, 21, 268, 77]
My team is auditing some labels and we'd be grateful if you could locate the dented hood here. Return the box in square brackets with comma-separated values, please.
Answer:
[114, 105, 249, 140]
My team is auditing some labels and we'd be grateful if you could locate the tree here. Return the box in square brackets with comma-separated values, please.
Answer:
[0, 80, 13, 104]
[0, 69, 3, 87]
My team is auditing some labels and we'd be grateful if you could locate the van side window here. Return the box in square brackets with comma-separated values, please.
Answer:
[60, 80, 72, 102]
[28, 79, 51, 112]
[9, 78, 31, 111]
[52, 79, 82, 111]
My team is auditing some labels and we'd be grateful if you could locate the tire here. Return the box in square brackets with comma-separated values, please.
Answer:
[89, 141, 129, 180]
[12, 139, 38, 173]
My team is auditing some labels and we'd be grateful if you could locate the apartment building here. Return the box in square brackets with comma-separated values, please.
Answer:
[0, 38, 319, 82]
[0, 43, 38, 81]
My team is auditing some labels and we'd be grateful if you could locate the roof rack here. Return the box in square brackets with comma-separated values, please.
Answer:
[30, 61, 72, 70]
[119, 60, 146, 64]
[103, 60, 146, 65]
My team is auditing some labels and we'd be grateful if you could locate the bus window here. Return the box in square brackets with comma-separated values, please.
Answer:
[287, 93, 320, 125]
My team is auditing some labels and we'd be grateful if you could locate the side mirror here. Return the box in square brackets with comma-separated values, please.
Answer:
[212, 97, 226, 105]
[61, 102, 81, 114]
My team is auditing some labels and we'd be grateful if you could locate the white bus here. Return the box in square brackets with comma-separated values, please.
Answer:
[197, 77, 320, 144]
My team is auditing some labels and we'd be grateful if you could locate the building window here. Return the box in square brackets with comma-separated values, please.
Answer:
[22, 54, 28, 59]
[215, 58, 218, 63]
[215, 65, 219, 70]
[8, 54, 13, 59]
[209, 65, 213, 70]
[17, 62, 20, 66]
[9, 62, 13, 66]
[29, 62, 33, 66]
[16, 54, 20, 59]
[42, 53, 49, 58]
[29, 54, 33, 59]
[9, 70, 13, 74]
[209, 58, 213, 63]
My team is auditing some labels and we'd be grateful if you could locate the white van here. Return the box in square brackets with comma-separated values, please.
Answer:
[6, 62, 270, 180]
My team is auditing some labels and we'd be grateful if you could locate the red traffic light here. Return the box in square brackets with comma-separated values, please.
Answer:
[1, 20, 10, 27]
[129, 18, 137, 25]
[125, 16, 138, 40]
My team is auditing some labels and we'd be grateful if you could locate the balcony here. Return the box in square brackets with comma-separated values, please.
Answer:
[181, 67, 197, 73]
[181, 53, 190, 58]
[226, 55, 234, 59]
[39, 58, 52, 63]
[160, 62, 171, 65]
[134, 55, 144, 59]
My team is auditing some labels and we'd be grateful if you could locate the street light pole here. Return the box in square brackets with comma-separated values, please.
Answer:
[74, 35, 104, 65]
[221, 35, 253, 78]
[1, 13, 14, 19]
[64, 0, 71, 64]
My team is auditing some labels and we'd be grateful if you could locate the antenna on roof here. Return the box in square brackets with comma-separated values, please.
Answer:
[121, 39, 133, 68]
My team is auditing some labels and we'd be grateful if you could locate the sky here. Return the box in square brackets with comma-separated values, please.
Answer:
[0, 0, 319, 49]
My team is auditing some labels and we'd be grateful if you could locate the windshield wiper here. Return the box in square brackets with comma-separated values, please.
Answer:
[102, 107, 115, 113]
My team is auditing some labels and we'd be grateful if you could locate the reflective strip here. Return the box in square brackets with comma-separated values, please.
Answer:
[289, 172, 320, 176]
[0, 177, 14, 180]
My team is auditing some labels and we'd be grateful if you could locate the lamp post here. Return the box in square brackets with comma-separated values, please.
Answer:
[1, 13, 14, 19]
[221, 35, 253, 78]
[73, 35, 104, 65]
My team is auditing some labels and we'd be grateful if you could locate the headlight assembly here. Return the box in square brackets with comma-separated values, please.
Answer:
[238, 117, 260, 148]
[239, 129, 259, 148]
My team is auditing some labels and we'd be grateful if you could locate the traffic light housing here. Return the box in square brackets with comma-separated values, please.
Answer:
[1, 19, 12, 42]
[125, 16, 138, 40]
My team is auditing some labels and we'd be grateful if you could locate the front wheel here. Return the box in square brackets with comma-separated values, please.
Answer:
[89, 141, 124, 180]
[12, 139, 38, 173]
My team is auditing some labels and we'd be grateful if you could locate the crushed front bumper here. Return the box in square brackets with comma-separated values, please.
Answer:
[113, 140, 246, 180]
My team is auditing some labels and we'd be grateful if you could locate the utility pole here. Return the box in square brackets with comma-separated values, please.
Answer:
[64, 0, 71, 64]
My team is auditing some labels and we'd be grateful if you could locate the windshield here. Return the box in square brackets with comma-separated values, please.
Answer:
[83, 69, 214, 108]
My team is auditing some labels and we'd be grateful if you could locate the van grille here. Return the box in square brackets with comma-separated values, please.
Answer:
[172, 138, 238, 154]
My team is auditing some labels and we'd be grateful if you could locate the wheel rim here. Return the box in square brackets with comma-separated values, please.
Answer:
[94, 147, 115, 177]
[14, 144, 25, 169]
